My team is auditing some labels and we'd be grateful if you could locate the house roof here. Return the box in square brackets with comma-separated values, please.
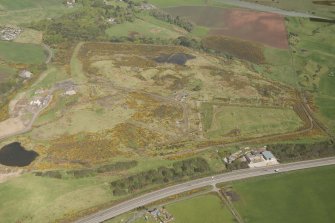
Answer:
[262, 151, 275, 160]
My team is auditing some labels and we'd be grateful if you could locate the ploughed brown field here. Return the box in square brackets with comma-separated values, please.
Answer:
[209, 9, 289, 49]
[165, 6, 289, 49]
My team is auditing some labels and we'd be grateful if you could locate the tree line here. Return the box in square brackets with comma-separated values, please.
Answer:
[268, 141, 335, 163]
[111, 157, 210, 196]
[150, 9, 194, 32]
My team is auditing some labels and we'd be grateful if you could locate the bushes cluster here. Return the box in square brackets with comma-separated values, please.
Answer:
[34, 160, 138, 179]
[30, 1, 136, 45]
[111, 157, 210, 196]
[150, 9, 194, 32]
[268, 141, 335, 163]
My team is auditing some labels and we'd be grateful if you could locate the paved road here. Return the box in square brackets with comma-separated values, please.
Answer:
[75, 157, 335, 223]
[216, 0, 327, 19]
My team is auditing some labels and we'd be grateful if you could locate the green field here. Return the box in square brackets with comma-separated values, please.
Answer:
[0, 157, 177, 223]
[0, 41, 46, 64]
[0, 0, 61, 10]
[232, 165, 335, 223]
[261, 47, 298, 87]
[285, 17, 335, 133]
[108, 193, 235, 223]
[0, 0, 75, 25]
[166, 194, 235, 223]
[202, 105, 303, 139]
[242, 0, 335, 19]
[106, 18, 182, 39]
[0, 174, 113, 223]
[147, 0, 206, 7]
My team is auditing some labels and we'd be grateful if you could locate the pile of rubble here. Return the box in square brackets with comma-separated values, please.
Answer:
[0, 26, 22, 41]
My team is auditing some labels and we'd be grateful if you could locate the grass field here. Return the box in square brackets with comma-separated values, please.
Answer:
[147, 0, 206, 7]
[286, 17, 335, 133]
[242, 0, 335, 19]
[0, 174, 113, 223]
[14, 28, 43, 45]
[0, 0, 75, 25]
[108, 193, 235, 223]
[166, 194, 235, 223]
[0, 64, 16, 82]
[261, 47, 298, 87]
[203, 105, 303, 139]
[232, 165, 335, 223]
[0, 157, 177, 223]
[0, 0, 61, 10]
[0, 41, 46, 64]
[106, 18, 182, 39]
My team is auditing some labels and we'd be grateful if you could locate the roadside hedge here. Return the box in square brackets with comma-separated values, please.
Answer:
[111, 157, 210, 196]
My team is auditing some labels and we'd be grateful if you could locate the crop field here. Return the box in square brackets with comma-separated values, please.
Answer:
[0, 41, 46, 64]
[165, 6, 289, 48]
[242, 0, 335, 19]
[231, 165, 335, 223]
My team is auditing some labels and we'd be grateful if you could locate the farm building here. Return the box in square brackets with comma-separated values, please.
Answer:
[19, 70, 33, 79]
[65, 90, 77, 96]
[245, 150, 278, 168]
[0, 26, 22, 41]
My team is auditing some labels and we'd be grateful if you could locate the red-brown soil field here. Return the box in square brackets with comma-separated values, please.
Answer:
[210, 9, 289, 49]
[165, 6, 289, 49]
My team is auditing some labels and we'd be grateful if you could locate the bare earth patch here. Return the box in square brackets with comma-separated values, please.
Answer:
[0, 117, 26, 139]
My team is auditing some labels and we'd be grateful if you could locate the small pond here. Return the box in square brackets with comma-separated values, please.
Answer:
[155, 53, 196, 65]
[0, 142, 39, 167]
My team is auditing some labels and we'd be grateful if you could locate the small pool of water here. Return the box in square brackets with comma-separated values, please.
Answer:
[0, 142, 38, 167]
[155, 53, 196, 65]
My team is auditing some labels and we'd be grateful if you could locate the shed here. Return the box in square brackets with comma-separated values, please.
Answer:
[262, 151, 275, 160]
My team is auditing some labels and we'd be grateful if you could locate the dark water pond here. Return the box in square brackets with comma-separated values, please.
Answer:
[155, 53, 196, 65]
[0, 142, 39, 167]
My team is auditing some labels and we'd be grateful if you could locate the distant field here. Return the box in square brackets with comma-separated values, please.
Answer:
[0, 0, 61, 10]
[202, 105, 303, 139]
[0, 41, 46, 64]
[242, 0, 335, 19]
[147, 0, 206, 7]
[0, 0, 74, 25]
[232, 165, 335, 223]
[165, 6, 289, 48]
[202, 36, 265, 64]
[106, 18, 182, 39]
